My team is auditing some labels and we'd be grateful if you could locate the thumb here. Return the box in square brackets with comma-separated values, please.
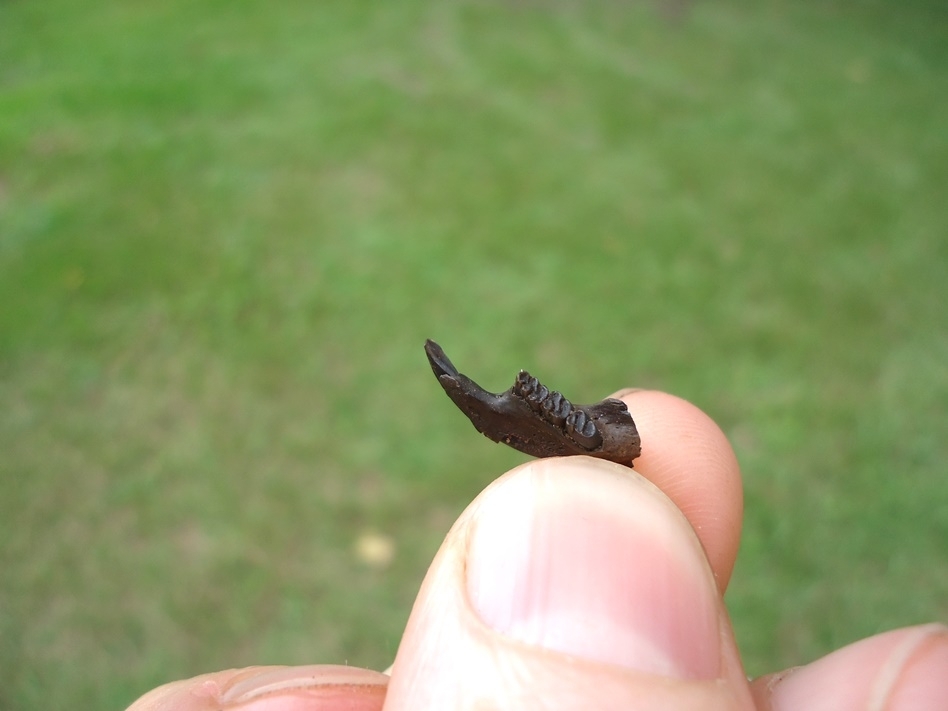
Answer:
[384, 457, 754, 711]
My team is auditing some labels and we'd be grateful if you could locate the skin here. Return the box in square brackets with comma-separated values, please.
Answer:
[127, 390, 948, 711]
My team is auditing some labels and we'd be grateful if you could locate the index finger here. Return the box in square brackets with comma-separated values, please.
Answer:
[618, 390, 743, 591]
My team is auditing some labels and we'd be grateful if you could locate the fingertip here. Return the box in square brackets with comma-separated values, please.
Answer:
[887, 624, 948, 709]
[125, 666, 388, 711]
[617, 390, 743, 590]
[755, 624, 948, 711]
[126, 672, 225, 711]
[386, 457, 753, 711]
[466, 458, 723, 680]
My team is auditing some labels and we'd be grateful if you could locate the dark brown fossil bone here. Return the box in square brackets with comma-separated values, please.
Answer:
[424, 339, 641, 466]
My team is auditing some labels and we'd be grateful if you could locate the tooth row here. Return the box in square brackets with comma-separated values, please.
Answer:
[515, 371, 560, 415]
[514, 370, 601, 449]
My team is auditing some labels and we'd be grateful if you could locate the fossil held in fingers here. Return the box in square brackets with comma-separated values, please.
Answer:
[424, 339, 641, 466]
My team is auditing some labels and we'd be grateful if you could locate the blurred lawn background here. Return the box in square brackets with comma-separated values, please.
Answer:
[2, 0, 947, 707]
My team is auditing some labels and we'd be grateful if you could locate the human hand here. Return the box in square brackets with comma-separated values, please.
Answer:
[126, 391, 948, 711]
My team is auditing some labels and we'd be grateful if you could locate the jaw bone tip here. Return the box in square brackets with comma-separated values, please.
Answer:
[424, 339, 458, 378]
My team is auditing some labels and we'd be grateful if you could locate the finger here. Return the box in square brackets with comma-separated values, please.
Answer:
[750, 624, 948, 711]
[383, 457, 755, 711]
[126, 665, 388, 711]
[615, 390, 743, 591]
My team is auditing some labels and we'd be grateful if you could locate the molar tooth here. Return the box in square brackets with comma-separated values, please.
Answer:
[515, 371, 537, 396]
[566, 409, 603, 450]
[542, 391, 571, 426]
[531, 384, 549, 410]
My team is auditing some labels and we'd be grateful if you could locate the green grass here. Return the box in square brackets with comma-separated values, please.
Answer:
[2, 0, 947, 707]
